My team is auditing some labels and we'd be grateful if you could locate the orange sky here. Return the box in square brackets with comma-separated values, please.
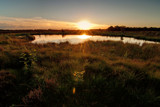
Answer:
[0, 16, 108, 30]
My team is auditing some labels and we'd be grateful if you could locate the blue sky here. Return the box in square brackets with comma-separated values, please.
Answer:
[0, 0, 160, 29]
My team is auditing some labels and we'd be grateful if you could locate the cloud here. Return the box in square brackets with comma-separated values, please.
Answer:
[0, 16, 107, 30]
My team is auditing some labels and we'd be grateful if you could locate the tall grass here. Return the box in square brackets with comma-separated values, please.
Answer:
[0, 34, 160, 106]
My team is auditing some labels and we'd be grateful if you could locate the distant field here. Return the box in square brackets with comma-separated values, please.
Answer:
[1, 33, 160, 106]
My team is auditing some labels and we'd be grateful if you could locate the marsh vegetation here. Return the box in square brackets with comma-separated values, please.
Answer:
[0, 31, 160, 106]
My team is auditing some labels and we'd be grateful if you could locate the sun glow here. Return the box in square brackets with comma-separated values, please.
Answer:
[78, 34, 92, 39]
[77, 20, 92, 30]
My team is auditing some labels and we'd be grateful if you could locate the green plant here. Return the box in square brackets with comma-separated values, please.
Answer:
[19, 50, 37, 72]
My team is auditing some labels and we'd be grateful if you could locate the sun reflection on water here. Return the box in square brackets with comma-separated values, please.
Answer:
[32, 34, 159, 46]
[77, 34, 92, 39]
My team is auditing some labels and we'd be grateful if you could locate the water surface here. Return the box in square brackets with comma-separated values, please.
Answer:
[32, 34, 159, 46]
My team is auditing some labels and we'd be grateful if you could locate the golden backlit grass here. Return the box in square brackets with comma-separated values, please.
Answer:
[1, 34, 160, 106]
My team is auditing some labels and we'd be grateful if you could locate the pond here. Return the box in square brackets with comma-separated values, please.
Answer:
[32, 34, 159, 46]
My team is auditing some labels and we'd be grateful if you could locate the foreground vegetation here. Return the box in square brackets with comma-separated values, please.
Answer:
[1, 33, 160, 106]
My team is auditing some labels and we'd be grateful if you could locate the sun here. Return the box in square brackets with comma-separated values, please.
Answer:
[77, 20, 92, 30]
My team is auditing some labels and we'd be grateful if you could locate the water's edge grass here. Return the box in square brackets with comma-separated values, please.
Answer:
[0, 32, 160, 107]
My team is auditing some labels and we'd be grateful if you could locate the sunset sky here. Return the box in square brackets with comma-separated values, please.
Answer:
[0, 0, 160, 29]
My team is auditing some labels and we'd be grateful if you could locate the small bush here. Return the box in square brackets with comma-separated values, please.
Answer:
[22, 87, 43, 106]
[25, 34, 35, 41]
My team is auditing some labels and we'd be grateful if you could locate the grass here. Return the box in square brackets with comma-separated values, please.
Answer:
[0, 33, 160, 106]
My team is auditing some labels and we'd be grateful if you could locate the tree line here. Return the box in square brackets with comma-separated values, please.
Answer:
[107, 26, 160, 31]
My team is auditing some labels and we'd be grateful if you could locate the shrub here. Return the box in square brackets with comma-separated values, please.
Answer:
[19, 51, 37, 72]
[25, 34, 35, 41]
[22, 87, 43, 106]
